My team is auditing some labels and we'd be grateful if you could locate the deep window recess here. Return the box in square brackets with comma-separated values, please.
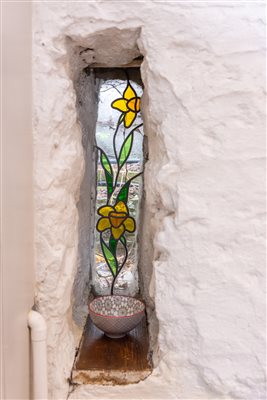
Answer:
[93, 70, 144, 297]
[72, 68, 152, 385]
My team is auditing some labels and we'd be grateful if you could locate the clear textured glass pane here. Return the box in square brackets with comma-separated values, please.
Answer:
[93, 77, 143, 296]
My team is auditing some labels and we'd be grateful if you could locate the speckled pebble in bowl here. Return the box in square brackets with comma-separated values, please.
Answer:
[88, 295, 145, 338]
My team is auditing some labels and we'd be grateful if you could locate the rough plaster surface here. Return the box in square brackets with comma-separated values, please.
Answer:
[72, 70, 98, 330]
[33, 2, 266, 400]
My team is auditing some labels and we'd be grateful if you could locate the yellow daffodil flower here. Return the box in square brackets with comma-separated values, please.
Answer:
[111, 82, 141, 128]
[96, 201, 136, 240]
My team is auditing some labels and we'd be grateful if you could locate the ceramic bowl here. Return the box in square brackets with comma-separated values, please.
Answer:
[88, 295, 145, 338]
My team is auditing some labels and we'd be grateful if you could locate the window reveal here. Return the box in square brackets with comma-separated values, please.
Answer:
[93, 74, 144, 296]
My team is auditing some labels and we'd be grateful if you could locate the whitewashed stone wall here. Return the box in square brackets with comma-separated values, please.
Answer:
[33, 2, 266, 399]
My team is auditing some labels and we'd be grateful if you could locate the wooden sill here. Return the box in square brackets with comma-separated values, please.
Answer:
[72, 315, 152, 385]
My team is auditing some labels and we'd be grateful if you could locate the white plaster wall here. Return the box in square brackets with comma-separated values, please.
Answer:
[33, 2, 266, 399]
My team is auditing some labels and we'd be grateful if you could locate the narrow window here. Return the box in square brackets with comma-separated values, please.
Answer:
[72, 67, 152, 384]
[93, 69, 144, 297]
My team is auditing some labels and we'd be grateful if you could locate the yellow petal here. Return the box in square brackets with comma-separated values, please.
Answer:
[97, 217, 111, 232]
[98, 205, 114, 216]
[109, 212, 127, 228]
[135, 98, 141, 112]
[127, 98, 141, 112]
[115, 201, 128, 213]
[112, 225, 125, 240]
[123, 83, 137, 100]
[123, 217, 136, 233]
[111, 98, 128, 112]
[124, 111, 136, 128]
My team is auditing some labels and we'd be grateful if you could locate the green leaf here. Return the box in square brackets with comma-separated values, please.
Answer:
[116, 172, 143, 204]
[119, 114, 125, 124]
[105, 173, 113, 199]
[101, 151, 112, 175]
[99, 149, 113, 200]
[109, 235, 118, 256]
[118, 132, 133, 169]
[117, 181, 130, 204]
[120, 236, 126, 247]
[100, 236, 117, 277]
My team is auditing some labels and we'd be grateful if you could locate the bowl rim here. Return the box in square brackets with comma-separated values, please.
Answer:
[88, 295, 145, 319]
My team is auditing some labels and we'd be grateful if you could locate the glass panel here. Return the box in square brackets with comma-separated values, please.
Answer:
[93, 75, 143, 296]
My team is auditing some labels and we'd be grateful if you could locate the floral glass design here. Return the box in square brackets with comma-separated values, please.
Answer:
[111, 82, 141, 128]
[95, 77, 143, 295]
[97, 201, 136, 240]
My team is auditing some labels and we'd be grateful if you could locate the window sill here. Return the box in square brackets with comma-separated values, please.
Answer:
[72, 315, 152, 385]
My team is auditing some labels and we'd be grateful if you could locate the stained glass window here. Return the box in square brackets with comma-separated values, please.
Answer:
[92, 71, 144, 296]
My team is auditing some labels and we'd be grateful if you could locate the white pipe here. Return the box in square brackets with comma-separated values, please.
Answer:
[28, 310, 48, 400]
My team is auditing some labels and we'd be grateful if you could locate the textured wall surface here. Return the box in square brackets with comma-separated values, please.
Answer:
[72, 71, 98, 330]
[33, 2, 266, 399]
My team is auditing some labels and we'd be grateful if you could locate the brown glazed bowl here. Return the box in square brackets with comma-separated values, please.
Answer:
[88, 295, 145, 338]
